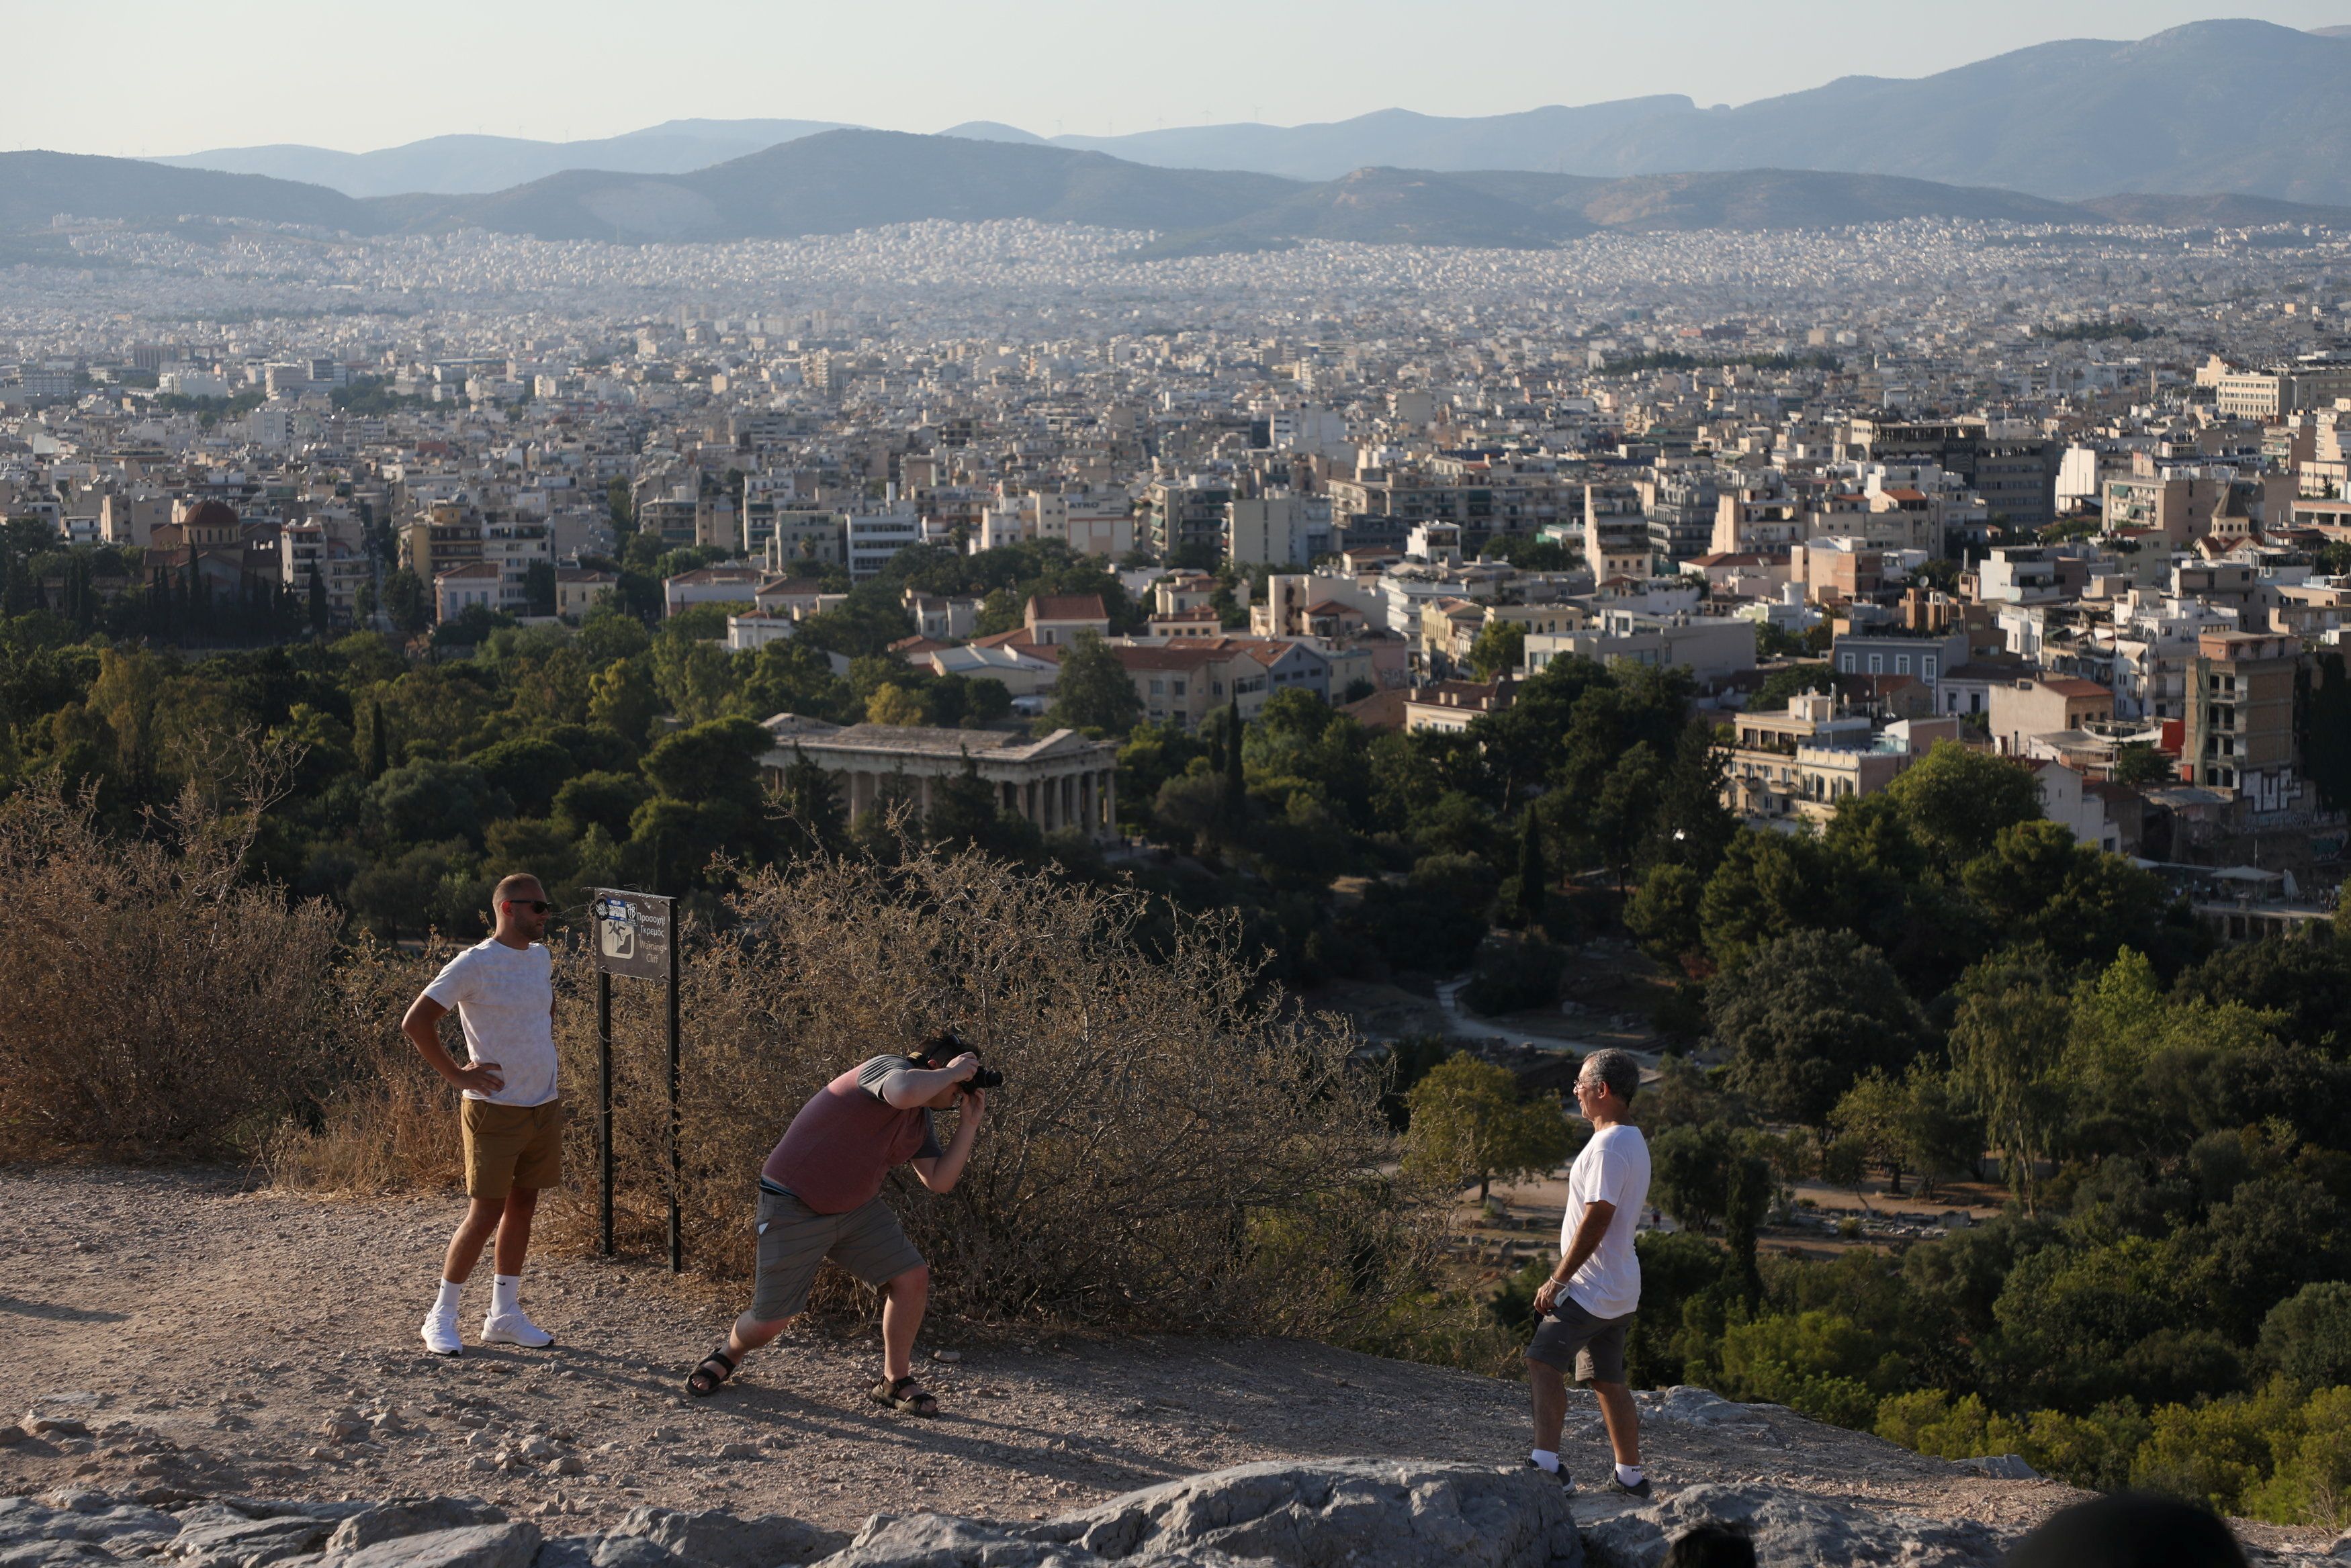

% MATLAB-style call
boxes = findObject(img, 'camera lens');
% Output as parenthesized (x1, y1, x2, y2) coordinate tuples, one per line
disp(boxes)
(969, 1066, 1004, 1091)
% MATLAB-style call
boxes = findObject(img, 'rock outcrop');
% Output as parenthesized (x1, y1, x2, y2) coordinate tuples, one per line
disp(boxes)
(3, 1454, 2313, 1568)
(1581, 1483, 2004, 1568)
(822, 1459, 1582, 1568)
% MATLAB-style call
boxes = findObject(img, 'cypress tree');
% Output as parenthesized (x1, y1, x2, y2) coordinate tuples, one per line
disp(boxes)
(1221, 695, 1246, 833)
(1515, 810, 1547, 927)
(367, 699, 389, 779)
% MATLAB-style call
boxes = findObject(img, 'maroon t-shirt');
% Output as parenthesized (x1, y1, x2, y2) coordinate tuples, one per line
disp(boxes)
(760, 1055, 941, 1214)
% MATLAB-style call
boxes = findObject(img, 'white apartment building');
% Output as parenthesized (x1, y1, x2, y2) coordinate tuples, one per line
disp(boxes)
(1229, 495, 1333, 567)
(845, 502, 922, 580)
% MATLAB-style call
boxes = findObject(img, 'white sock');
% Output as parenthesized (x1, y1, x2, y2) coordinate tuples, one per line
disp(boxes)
(1616, 1463, 1645, 1487)
(491, 1275, 521, 1318)
(430, 1280, 462, 1320)
(1529, 1449, 1559, 1473)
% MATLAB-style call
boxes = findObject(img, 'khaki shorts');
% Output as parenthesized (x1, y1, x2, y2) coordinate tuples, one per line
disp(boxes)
(1527, 1294, 1634, 1385)
(748, 1187, 924, 1323)
(461, 1098, 564, 1201)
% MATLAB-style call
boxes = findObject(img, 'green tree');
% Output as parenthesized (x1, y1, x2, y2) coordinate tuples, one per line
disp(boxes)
(1221, 695, 1247, 836)
(588, 655, 661, 745)
(1468, 619, 1527, 680)
(1697, 829, 1831, 970)
(523, 559, 557, 617)
(1711, 929, 1929, 1123)
(2111, 741, 2175, 786)
(1512, 809, 1546, 927)
(552, 770, 654, 839)
(2258, 1281, 2351, 1393)
(652, 630, 740, 725)
(365, 697, 390, 779)
(1881, 742, 2043, 873)
(1947, 949, 2072, 1212)
(1046, 629, 1143, 735)
(469, 736, 576, 819)
(1961, 819, 2184, 972)
(380, 567, 428, 633)
(867, 682, 927, 726)
(1402, 1053, 1572, 1202)
(1750, 663, 1838, 711)
(774, 745, 846, 857)
(925, 753, 1040, 862)
(1625, 861, 1706, 969)
(1591, 740, 1662, 896)
(305, 561, 328, 636)
(1644, 720, 1738, 875)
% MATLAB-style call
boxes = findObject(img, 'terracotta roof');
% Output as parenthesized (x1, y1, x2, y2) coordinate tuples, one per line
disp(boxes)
(1027, 594, 1108, 622)
(1339, 686, 1409, 731)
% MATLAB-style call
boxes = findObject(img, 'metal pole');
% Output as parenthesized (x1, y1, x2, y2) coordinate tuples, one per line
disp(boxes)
(597, 967, 614, 1258)
(667, 910, 682, 1275)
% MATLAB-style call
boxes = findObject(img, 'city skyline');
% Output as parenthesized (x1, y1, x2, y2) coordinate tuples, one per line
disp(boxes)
(9, 0, 2351, 161)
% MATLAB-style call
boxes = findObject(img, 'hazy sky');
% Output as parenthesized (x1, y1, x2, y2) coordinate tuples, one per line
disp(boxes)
(11, 0, 2351, 156)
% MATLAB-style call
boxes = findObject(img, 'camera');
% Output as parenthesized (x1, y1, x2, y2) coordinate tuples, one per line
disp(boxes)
(912, 1029, 1004, 1093)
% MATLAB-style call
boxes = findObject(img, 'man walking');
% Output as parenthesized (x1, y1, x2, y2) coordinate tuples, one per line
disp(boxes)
(1527, 1047, 1652, 1497)
(404, 873, 562, 1356)
(682, 1031, 987, 1414)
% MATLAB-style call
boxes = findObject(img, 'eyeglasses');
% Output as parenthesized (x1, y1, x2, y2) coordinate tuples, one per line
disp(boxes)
(504, 900, 551, 915)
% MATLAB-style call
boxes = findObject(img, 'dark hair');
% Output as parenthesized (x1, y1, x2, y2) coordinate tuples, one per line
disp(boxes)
(1582, 1047, 1641, 1105)
(911, 1029, 965, 1065)
(2003, 1493, 2244, 1568)
(1662, 1524, 1755, 1568)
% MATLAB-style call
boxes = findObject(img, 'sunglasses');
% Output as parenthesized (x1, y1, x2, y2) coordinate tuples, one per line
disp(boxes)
(504, 899, 551, 915)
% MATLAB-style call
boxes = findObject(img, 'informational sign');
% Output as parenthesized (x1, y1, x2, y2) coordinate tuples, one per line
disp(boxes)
(591, 888, 671, 981)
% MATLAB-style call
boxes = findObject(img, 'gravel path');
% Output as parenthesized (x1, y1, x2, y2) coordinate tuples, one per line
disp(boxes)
(2, 1165, 2327, 1555)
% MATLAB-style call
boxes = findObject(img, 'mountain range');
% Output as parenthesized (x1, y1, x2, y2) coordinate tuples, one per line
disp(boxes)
(148, 21, 2351, 207)
(8, 131, 2349, 257)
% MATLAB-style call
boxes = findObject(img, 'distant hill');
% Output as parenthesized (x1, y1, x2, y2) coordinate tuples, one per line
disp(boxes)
(13, 134, 2350, 254)
(1046, 100, 1699, 184)
(386, 135, 2174, 248)
(1543, 19, 2351, 205)
(1047, 20, 2351, 205)
(386, 130, 1301, 242)
(0, 149, 370, 232)
(152, 118, 850, 198)
(2074, 191, 2351, 228)
(145, 20, 2351, 205)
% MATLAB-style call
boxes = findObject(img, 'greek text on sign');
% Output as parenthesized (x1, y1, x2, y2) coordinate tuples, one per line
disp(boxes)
(591, 888, 672, 980)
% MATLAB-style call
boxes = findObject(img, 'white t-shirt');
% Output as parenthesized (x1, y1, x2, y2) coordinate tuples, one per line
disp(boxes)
(422, 939, 558, 1107)
(1560, 1122, 1651, 1319)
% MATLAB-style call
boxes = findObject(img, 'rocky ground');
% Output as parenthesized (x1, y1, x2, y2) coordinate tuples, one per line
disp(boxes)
(1, 1167, 2340, 1562)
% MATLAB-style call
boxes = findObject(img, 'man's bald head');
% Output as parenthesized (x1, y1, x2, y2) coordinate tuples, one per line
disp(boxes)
(492, 873, 545, 907)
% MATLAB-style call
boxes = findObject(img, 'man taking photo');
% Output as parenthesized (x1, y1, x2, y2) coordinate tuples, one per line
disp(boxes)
(1526, 1047, 1651, 1497)
(404, 874, 562, 1356)
(682, 1031, 987, 1414)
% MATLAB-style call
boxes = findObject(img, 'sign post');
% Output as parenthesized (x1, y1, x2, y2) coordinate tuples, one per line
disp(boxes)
(589, 888, 679, 1272)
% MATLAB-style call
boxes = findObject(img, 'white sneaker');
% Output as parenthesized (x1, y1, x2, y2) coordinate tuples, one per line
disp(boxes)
(479, 1309, 554, 1348)
(420, 1313, 463, 1356)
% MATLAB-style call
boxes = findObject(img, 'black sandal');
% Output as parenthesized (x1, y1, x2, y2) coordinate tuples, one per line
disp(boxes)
(685, 1344, 738, 1397)
(869, 1375, 939, 1416)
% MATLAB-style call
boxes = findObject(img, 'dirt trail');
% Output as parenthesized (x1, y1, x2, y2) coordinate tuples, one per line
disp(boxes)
(0, 1167, 2327, 1555)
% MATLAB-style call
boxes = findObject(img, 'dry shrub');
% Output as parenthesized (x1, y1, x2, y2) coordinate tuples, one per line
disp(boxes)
(0, 773, 343, 1160)
(263, 939, 462, 1191)
(541, 840, 1446, 1338)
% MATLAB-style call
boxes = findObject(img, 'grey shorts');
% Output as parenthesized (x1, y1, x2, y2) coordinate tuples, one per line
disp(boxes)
(747, 1187, 925, 1323)
(1526, 1295, 1634, 1385)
